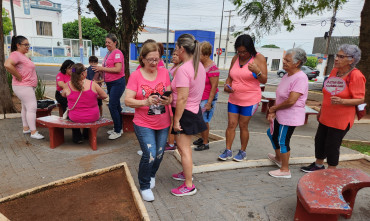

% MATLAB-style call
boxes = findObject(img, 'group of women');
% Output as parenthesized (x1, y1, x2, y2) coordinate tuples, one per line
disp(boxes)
(5, 33, 366, 201)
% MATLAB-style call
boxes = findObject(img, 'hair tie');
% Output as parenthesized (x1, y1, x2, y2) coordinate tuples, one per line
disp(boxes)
(194, 40, 197, 44)
(72, 68, 76, 73)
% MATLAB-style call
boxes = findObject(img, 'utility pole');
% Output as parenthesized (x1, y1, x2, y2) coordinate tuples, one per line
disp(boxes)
(223, 10, 234, 69)
(217, 0, 225, 67)
(10, 0, 16, 35)
(165, 0, 170, 69)
(323, 1, 339, 75)
(77, 0, 83, 63)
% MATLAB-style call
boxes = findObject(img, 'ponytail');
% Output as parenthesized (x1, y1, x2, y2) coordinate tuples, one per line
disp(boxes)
(193, 40, 201, 79)
(11, 35, 28, 52)
(70, 63, 85, 91)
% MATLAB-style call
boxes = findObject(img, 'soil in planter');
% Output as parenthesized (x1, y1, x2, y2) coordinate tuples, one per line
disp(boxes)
(0, 169, 141, 221)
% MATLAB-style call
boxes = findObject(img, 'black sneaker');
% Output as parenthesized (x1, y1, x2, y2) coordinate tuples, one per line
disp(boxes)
(193, 138, 203, 146)
(194, 144, 209, 151)
(300, 162, 325, 173)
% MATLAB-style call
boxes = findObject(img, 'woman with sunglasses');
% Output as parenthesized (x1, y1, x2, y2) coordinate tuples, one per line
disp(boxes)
(301, 44, 366, 172)
(62, 63, 108, 143)
(4, 36, 44, 139)
(219, 34, 267, 162)
(125, 42, 172, 201)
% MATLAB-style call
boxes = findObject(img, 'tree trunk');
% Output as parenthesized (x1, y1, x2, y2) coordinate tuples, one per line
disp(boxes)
(357, 0, 370, 114)
(92, 45, 95, 56)
(119, 32, 132, 82)
(0, 0, 16, 115)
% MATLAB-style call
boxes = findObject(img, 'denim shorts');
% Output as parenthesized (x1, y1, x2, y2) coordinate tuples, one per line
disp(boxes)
(228, 102, 258, 117)
(200, 93, 218, 123)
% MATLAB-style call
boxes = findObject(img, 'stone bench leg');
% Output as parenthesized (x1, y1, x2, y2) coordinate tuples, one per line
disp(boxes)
(88, 127, 99, 151)
(342, 187, 362, 219)
(48, 127, 64, 148)
(261, 102, 268, 113)
(294, 197, 339, 221)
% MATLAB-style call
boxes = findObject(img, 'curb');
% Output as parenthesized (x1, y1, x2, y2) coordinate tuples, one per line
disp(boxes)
(35, 63, 61, 67)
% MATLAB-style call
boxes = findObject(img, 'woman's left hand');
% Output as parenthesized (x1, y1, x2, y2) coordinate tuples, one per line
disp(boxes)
(248, 61, 260, 74)
(159, 95, 171, 105)
(204, 102, 212, 111)
(173, 120, 182, 133)
(331, 96, 343, 105)
(267, 113, 276, 121)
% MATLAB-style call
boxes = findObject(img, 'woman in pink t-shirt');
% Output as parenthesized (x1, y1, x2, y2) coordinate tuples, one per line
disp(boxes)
(266, 48, 308, 178)
(4, 36, 44, 139)
(92, 34, 125, 140)
(55, 59, 75, 113)
(170, 34, 207, 197)
(62, 63, 108, 144)
(219, 34, 267, 162)
(125, 42, 172, 202)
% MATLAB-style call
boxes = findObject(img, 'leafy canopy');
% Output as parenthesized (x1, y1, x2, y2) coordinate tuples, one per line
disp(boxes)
(62, 17, 108, 48)
(232, 0, 348, 39)
(305, 56, 318, 68)
(2, 8, 12, 35)
(261, 44, 280, 48)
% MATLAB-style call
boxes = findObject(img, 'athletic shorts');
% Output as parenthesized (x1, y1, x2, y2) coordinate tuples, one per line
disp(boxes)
(228, 102, 258, 117)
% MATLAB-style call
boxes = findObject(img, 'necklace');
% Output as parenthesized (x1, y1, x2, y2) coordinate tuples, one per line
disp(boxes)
(336, 68, 354, 77)
(239, 56, 253, 68)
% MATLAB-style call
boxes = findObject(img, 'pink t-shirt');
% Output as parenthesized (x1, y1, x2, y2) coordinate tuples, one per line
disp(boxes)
(136, 60, 165, 70)
(67, 81, 99, 123)
(9, 51, 37, 87)
(275, 70, 308, 126)
(56, 72, 71, 91)
(126, 68, 171, 130)
(171, 60, 206, 114)
(202, 62, 220, 100)
(228, 57, 261, 106)
(103, 49, 125, 82)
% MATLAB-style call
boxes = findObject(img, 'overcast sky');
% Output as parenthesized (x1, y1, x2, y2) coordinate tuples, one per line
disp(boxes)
(55, 0, 364, 53)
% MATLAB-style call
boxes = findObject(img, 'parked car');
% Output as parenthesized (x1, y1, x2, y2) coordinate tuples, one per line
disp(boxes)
(277, 66, 320, 80)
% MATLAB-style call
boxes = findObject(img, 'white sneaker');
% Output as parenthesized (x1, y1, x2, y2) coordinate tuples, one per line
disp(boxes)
(140, 189, 154, 202)
(23, 129, 31, 134)
(137, 150, 143, 156)
(107, 129, 123, 135)
(108, 131, 122, 140)
(150, 177, 155, 189)
(30, 131, 44, 139)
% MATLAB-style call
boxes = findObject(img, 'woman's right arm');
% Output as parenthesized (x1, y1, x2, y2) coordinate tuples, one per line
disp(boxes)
(224, 55, 237, 93)
(125, 89, 157, 108)
(4, 58, 22, 81)
(57, 80, 67, 89)
(93, 82, 108, 100)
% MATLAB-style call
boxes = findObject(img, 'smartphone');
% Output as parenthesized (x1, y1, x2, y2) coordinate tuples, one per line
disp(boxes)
(162, 91, 172, 97)
(226, 84, 233, 90)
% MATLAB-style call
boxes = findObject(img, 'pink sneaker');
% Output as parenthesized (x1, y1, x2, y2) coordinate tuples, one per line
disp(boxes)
(172, 171, 193, 181)
(268, 169, 291, 178)
(171, 182, 197, 196)
(267, 153, 282, 168)
(165, 142, 177, 152)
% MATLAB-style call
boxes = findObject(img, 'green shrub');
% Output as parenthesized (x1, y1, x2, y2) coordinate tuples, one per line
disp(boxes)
(35, 75, 46, 100)
(305, 57, 318, 69)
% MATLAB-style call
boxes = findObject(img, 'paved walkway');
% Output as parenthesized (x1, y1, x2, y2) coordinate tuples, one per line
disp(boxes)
(0, 86, 369, 220)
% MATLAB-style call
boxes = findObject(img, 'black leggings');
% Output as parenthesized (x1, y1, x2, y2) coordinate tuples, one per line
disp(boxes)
(55, 91, 68, 113)
(315, 123, 350, 166)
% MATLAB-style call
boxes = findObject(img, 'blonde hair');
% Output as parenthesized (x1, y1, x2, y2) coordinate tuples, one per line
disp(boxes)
(200, 41, 212, 57)
(139, 42, 159, 67)
(176, 34, 201, 79)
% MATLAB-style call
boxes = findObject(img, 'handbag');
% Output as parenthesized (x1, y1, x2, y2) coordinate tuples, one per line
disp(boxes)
(63, 81, 84, 120)
(345, 71, 367, 120)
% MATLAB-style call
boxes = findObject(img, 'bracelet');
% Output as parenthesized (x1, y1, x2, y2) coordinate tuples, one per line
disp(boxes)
(257, 72, 262, 77)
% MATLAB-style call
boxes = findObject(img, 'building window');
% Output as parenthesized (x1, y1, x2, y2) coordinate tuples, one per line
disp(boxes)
(36, 21, 52, 36)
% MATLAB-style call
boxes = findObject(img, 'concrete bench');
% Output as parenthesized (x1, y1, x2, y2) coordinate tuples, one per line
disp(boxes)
(260, 99, 269, 113)
(294, 168, 370, 221)
(36, 103, 57, 118)
(121, 105, 135, 132)
(36, 116, 113, 151)
(304, 106, 318, 124)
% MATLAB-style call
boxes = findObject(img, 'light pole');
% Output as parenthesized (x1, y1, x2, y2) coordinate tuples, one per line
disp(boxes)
(77, 0, 83, 63)
(10, 0, 17, 35)
(217, 0, 225, 67)
(165, 0, 170, 69)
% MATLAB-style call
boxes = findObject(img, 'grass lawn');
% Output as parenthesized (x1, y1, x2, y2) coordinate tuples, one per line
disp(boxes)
(342, 140, 370, 156)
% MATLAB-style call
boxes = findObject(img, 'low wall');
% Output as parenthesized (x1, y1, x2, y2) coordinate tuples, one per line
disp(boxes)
(31, 57, 89, 65)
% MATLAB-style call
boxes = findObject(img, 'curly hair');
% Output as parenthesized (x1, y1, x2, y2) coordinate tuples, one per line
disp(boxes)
(70, 63, 85, 91)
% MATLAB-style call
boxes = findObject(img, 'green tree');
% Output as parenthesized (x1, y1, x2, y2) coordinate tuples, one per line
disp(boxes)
(232, 0, 370, 113)
(2, 8, 13, 35)
(305, 57, 318, 69)
(87, 0, 148, 79)
(261, 44, 279, 48)
(63, 17, 108, 55)
(0, 2, 16, 114)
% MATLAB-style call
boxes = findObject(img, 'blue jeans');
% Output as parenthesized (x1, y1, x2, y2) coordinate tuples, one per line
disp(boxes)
(106, 77, 125, 133)
(134, 124, 169, 190)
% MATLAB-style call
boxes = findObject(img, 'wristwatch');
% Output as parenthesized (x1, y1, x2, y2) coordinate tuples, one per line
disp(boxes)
(257, 72, 262, 77)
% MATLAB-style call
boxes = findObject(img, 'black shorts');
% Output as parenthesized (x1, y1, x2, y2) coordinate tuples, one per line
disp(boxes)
(97, 98, 102, 106)
(171, 107, 207, 135)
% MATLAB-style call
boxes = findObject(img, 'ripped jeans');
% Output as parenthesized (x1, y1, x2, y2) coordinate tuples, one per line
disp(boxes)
(134, 123, 169, 190)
